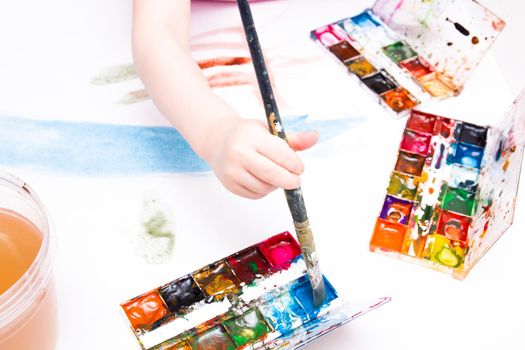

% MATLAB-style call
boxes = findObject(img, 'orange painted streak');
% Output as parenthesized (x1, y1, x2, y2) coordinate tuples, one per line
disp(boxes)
(207, 72, 252, 88)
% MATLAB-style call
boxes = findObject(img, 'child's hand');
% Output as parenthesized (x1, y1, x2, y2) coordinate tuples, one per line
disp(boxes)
(202, 117, 318, 199)
(132, 1, 317, 199)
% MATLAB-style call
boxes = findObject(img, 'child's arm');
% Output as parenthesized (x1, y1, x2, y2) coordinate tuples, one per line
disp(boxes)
(132, 0, 318, 199)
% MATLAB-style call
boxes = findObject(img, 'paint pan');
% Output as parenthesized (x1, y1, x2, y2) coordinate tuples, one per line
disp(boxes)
(448, 166, 479, 193)
(347, 56, 377, 78)
(311, 0, 504, 115)
(328, 41, 361, 63)
(387, 171, 419, 201)
(395, 151, 426, 177)
(400, 58, 434, 79)
(381, 87, 418, 113)
(120, 232, 390, 349)
(400, 130, 432, 156)
(448, 142, 485, 169)
(379, 195, 414, 225)
(0, 171, 57, 350)
(370, 90, 525, 279)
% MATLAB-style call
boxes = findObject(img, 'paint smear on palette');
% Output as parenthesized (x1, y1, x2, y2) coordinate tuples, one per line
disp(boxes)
(0, 115, 361, 175)
(138, 191, 176, 264)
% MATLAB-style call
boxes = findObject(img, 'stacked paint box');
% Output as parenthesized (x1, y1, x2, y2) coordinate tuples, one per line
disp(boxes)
(371, 111, 487, 268)
(311, 0, 504, 115)
(121, 232, 389, 349)
(370, 92, 525, 278)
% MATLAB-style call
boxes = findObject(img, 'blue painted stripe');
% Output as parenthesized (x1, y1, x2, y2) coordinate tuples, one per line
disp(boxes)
(0, 115, 361, 175)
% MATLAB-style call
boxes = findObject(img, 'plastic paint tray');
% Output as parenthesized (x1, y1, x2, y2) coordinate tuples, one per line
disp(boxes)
(311, 0, 505, 116)
(120, 232, 390, 349)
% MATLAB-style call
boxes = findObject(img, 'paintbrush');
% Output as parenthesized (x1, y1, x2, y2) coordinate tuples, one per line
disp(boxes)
(235, 0, 327, 307)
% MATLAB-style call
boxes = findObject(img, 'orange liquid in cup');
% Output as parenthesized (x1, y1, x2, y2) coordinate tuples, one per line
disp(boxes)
(0, 208, 58, 350)
(0, 209, 43, 294)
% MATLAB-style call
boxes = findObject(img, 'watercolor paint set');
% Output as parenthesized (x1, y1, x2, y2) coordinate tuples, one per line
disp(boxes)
(120, 232, 389, 349)
(370, 91, 525, 279)
(311, 0, 504, 115)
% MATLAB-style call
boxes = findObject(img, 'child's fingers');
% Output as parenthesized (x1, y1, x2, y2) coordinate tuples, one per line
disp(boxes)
(231, 182, 267, 200)
(244, 152, 301, 190)
(240, 171, 277, 195)
(256, 135, 305, 175)
(287, 131, 319, 151)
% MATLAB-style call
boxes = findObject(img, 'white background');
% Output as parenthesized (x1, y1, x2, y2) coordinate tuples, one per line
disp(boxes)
(0, 0, 524, 349)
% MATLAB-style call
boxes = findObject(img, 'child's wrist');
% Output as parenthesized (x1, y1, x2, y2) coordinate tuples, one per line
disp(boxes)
(194, 112, 240, 163)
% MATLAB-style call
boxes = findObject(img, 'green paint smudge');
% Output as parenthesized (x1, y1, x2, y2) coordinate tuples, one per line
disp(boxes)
(90, 63, 138, 85)
(138, 192, 176, 264)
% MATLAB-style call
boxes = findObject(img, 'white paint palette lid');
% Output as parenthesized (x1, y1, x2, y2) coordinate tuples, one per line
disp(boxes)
(372, 0, 505, 90)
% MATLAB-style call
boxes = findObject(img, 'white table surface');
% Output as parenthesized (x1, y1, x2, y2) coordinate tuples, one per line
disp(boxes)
(1, 1, 524, 349)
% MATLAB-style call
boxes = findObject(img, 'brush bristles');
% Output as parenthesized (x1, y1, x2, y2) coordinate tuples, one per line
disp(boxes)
(312, 279, 327, 308)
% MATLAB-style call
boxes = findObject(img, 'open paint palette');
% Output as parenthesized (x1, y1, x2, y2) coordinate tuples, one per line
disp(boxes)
(121, 232, 389, 349)
(370, 91, 525, 279)
(311, 0, 504, 115)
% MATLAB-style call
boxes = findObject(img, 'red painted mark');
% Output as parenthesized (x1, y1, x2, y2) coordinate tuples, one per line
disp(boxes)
(388, 0, 405, 24)
(197, 56, 251, 70)
(433, 117, 456, 138)
(492, 19, 505, 32)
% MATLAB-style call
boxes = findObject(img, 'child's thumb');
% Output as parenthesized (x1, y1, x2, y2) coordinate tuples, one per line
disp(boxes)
(287, 131, 319, 151)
